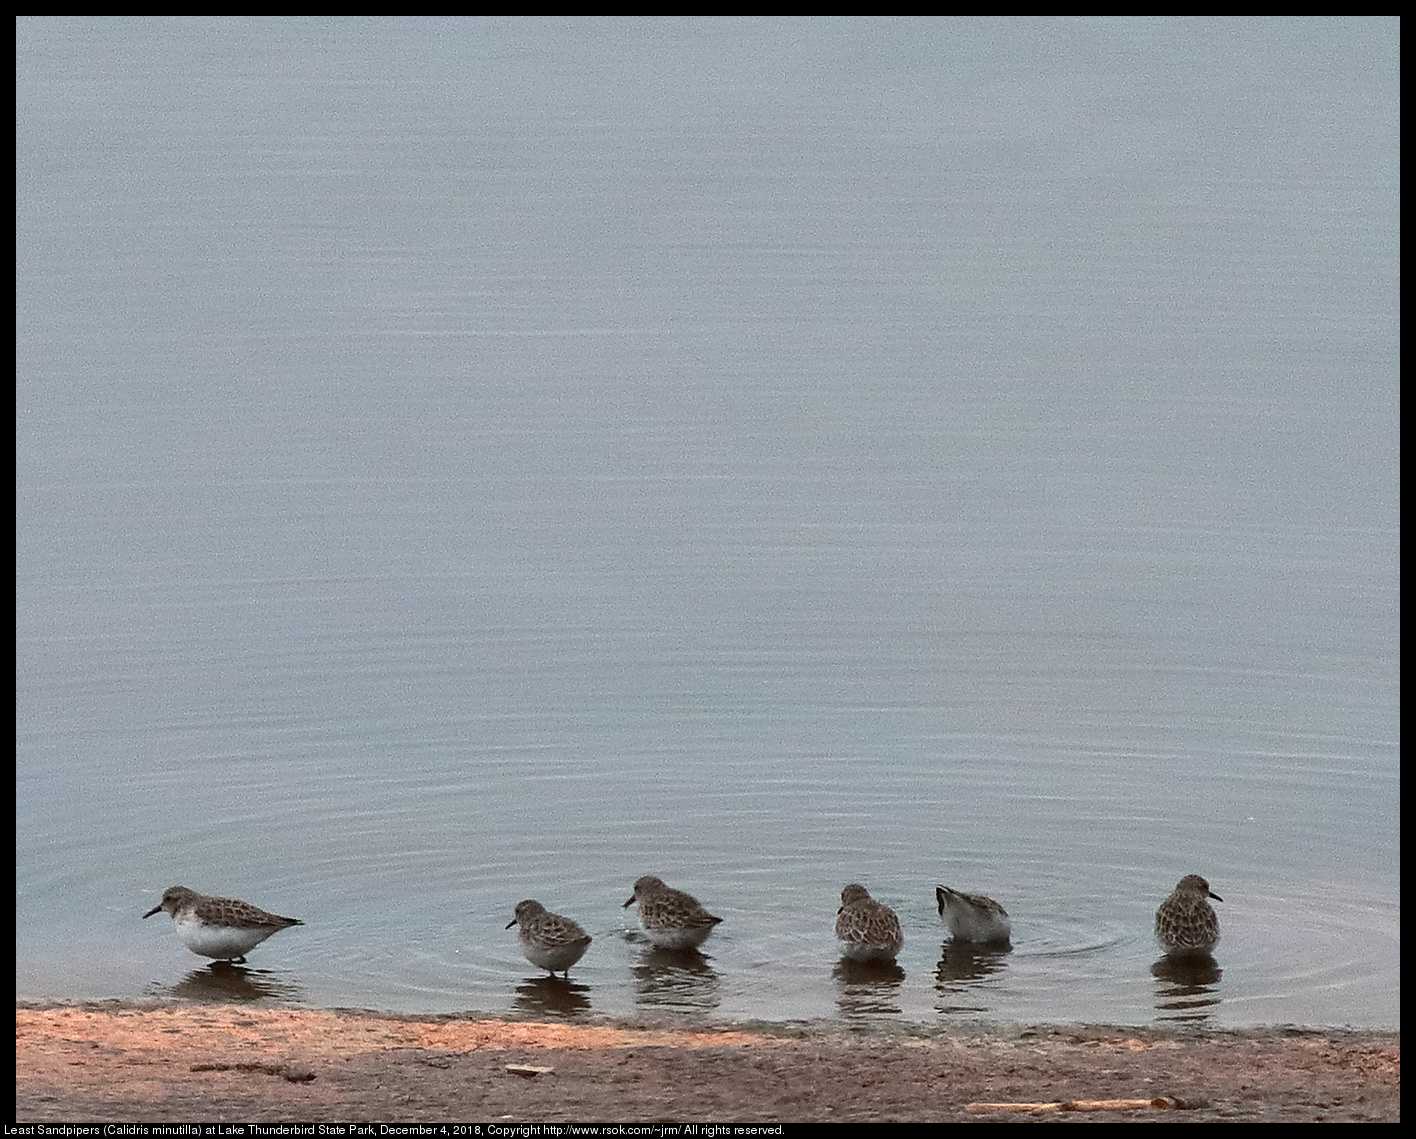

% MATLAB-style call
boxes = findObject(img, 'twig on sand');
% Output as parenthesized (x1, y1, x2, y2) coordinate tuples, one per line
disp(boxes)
(966, 1095, 1200, 1113)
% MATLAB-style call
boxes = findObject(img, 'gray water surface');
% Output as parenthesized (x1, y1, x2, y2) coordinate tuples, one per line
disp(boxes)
(17, 18, 1399, 1029)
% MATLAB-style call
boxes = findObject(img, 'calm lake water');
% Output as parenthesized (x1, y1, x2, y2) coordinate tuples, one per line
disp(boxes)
(17, 18, 1399, 1029)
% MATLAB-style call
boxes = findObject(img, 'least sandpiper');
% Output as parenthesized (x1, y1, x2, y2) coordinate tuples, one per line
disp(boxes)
(935, 885, 1012, 944)
(622, 875, 722, 950)
(506, 899, 592, 977)
(834, 883, 904, 962)
(143, 885, 302, 962)
(1155, 874, 1222, 957)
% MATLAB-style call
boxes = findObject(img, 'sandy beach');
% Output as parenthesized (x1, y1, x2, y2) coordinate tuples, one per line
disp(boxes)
(15, 1002, 1399, 1122)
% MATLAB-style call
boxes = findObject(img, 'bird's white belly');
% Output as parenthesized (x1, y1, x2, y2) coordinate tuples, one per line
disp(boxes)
(522, 939, 589, 973)
(173, 915, 270, 959)
(644, 924, 715, 950)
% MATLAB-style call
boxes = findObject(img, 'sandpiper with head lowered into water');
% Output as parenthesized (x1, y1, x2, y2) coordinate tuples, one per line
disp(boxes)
(935, 885, 1012, 945)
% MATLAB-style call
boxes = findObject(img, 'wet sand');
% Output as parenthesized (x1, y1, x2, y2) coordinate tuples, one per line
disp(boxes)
(16, 1002, 1399, 1122)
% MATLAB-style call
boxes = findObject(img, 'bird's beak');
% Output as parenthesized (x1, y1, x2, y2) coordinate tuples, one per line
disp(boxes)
(622, 894, 636, 908)
(505, 918, 517, 929)
(1209, 891, 1223, 902)
(142, 905, 162, 919)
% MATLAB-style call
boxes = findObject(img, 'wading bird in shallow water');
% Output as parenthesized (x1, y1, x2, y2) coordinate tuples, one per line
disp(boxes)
(1154, 874, 1222, 957)
(935, 885, 1012, 945)
(835, 883, 904, 962)
(623, 876, 722, 950)
(143, 886, 302, 963)
(506, 899, 592, 978)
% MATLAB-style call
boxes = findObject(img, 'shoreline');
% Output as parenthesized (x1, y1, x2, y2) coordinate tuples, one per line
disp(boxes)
(17, 1002, 1400, 1122)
